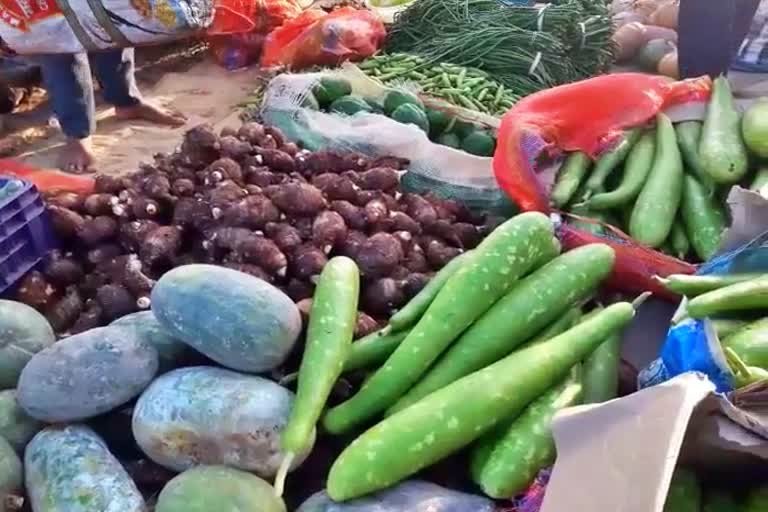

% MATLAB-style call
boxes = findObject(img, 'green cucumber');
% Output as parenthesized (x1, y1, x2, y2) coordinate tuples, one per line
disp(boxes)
(656, 273, 761, 296)
(750, 166, 768, 194)
(551, 152, 592, 208)
(326, 302, 639, 501)
(387, 244, 615, 415)
(344, 329, 410, 373)
(630, 114, 684, 248)
(470, 369, 583, 498)
(722, 317, 768, 368)
(323, 212, 559, 434)
(670, 222, 691, 260)
(522, 308, 583, 349)
(675, 121, 714, 192)
(663, 468, 702, 512)
(681, 175, 726, 261)
(582, 320, 621, 404)
(687, 276, 768, 318)
(699, 76, 749, 184)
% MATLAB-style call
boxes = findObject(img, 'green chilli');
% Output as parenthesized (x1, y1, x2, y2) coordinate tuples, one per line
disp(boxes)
(387, 244, 614, 415)
(326, 302, 638, 501)
(470, 368, 583, 498)
(551, 152, 592, 208)
(276, 256, 360, 496)
(687, 275, 768, 318)
(586, 130, 655, 210)
(344, 329, 410, 373)
(323, 212, 558, 435)
(630, 114, 684, 248)
(680, 175, 726, 261)
(585, 129, 642, 195)
(387, 251, 472, 333)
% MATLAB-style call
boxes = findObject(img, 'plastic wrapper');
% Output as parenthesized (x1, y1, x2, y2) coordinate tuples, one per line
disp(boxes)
(260, 65, 512, 213)
(492, 73, 711, 296)
(511, 468, 551, 512)
(206, 0, 301, 70)
(0, 0, 214, 54)
(638, 231, 768, 393)
(296, 480, 495, 512)
(260, 8, 386, 70)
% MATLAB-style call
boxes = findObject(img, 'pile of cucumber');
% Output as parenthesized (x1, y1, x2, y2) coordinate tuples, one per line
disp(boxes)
(279, 212, 640, 501)
(660, 272, 768, 388)
(552, 76, 768, 264)
(308, 76, 498, 157)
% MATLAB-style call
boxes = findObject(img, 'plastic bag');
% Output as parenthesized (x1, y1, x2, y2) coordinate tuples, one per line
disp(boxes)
(261, 7, 386, 70)
(260, 65, 512, 213)
(0, 0, 214, 54)
(207, 0, 301, 69)
(492, 73, 711, 296)
(637, 231, 768, 392)
(296, 480, 496, 512)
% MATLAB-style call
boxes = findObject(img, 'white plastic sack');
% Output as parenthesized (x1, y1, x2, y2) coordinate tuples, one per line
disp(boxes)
(0, 0, 213, 54)
(260, 64, 515, 213)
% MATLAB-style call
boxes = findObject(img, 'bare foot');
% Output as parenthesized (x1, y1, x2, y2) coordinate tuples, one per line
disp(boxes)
(58, 138, 95, 173)
(115, 101, 187, 127)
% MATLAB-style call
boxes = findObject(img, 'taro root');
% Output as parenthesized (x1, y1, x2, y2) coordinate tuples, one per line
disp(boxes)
(172, 198, 213, 232)
(356, 232, 404, 278)
(256, 133, 278, 150)
(403, 194, 438, 225)
(390, 211, 421, 234)
(140, 226, 183, 268)
(390, 265, 411, 280)
(16, 271, 57, 310)
(298, 150, 343, 175)
(354, 189, 378, 207)
(183, 124, 220, 151)
(131, 197, 161, 220)
(258, 149, 295, 173)
(264, 125, 286, 148)
(404, 246, 429, 273)
(402, 272, 430, 298)
(337, 230, 367, 260)
(312, 211, 347, 252)
(70, 301, 103, 334)
(119, 220, 160, 252)
(452, 222, 482, 249)
(206, 180, 247, 208)
(245, 184, 263, 195)
(359, 167, 399, 192)
(220, 126, 238, 138)
(290, 216, 313, 240)
(282, 142, 299, 156)
(331, 200, 366, 230)
(392, 230, 415, 253)
(237, 122, 266, 145)
(207, 158, 243, 184)
(247, 169, 279, 188)
(288, 172, 307, 183)
(79, 272, 110, 298)
(219, 135, 252, 160)
(341, 170, 361, 185)
(171, 178, 196, 197)
(270, 183, 326, 216)
(341, 152, 369, 172)
(364, 198, 389, 226)
(368, 155, 409, 170)
(316, 175, 357, 202)
(83, 193, 117, 216)
(141, 174, 173, 202)
(291, 243, 328, 280)
(265, 222, 302, 254)
(46, 192, 85, 211)
(76, 216, 118, 247)
(43, 250, 84, 286)
(284, 278, 314, 301)
(355, 312, 379, 338)
(95, 284, 137, 322)
(48, 206, 85, 240)
(115, 255, 155, 297)
(425, 239, 462, 269)
(296, 298, 313, 324)
(45, 286, 83, 332)
(232, 234, 287, 275)
(221, 262, 272, 282)
(86, 244, 123, 267)
(219, 195, 280, 229)
(363, 278, 406, 316)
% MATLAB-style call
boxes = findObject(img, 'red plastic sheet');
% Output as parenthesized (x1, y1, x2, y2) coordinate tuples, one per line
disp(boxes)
(261, 7, 386, 70)
(0, 158, 94, 194)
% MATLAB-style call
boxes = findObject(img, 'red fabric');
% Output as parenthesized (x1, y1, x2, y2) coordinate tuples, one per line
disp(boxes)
(0, 158, 94, 194)
(260, 7, 386, 70)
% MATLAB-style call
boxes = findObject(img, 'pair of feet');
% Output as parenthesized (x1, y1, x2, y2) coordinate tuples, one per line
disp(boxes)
(60, 102, 187, 173)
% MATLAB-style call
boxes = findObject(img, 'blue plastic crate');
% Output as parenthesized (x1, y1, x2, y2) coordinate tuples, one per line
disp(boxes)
(0, 176, 57, 296)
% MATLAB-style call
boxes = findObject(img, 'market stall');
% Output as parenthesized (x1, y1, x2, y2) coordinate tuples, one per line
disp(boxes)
(3, 0, 768, 509)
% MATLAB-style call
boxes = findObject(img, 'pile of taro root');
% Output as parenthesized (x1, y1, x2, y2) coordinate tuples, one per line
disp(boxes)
(16, 122, 495, 335)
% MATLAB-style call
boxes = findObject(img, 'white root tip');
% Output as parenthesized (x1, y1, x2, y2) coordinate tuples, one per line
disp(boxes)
(255, 155, 264, 164)
(276, 267, 287, 277)
(108, 196, 120, 206)
(273, 453, 294, 498)
(136, 297, 151, 309)
(146, 204, 158, 215)
(112, 205, 126, 216)
(211, 207, 223, 219)
(322, 244, 333, 254)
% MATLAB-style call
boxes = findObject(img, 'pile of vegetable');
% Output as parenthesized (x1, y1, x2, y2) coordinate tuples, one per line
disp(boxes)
(311, 75, 497, 156)
(552, 77, 768, 263)
(15, 120, 493, 335)
(612, 0, 680, 77)
(358, 53, 519, 117)
(665, 467, 768, 511)
(385, 0, 615, 97)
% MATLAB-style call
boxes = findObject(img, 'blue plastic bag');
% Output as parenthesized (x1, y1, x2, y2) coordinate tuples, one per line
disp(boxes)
(296, 481, 496, 512)
(638, 230, 768, 392)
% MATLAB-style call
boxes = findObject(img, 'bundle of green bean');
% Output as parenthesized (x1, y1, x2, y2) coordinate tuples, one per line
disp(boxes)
(358, 54, 519, 116)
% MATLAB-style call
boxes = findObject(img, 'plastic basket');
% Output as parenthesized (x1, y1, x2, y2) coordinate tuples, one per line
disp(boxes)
(0, 176, 57, 296)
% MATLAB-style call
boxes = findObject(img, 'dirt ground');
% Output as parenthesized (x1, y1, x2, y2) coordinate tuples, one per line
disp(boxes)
(1, 42, 264, 175)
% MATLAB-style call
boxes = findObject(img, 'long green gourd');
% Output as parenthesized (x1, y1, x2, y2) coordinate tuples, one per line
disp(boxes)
(322, 212, 559, 435)
(326, 301, 639, 501)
